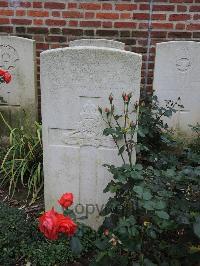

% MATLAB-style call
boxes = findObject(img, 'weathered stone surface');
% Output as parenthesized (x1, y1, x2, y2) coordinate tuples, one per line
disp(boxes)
(0, 36, 37, 138)
(153, 41, 200, 134)
(41, 39, 142, 228)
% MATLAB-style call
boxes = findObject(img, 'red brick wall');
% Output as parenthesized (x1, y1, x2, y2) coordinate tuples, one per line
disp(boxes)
(0, 0, 199, 113)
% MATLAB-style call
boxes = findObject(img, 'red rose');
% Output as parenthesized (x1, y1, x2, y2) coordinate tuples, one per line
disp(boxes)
(0, 68, 11, 84)
(39, 208, 59, 240)
(56, 213, 77, 237)
(58, 193, 73, 209)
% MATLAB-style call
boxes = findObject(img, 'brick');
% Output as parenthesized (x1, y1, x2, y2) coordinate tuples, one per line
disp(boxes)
(169, 14, 191, 21)
(52, 11, 60, 17)
(193, 32, 200, 38)
(36, 43, 49, 50)
(45, 19, 66, 26)
(0, 26, 13, 33)
(27, 27, 48, 34)
(115, 4, 137, 11)
(12, 19, 32, 25)
(84, 30, 94, 36)
(16, 10, 26, 16)
(153, 5, 175, 11)
(45, 35, 67, 43)
(169, 0, 192, 2)
(33, 19, 44, 26)
(120, 31, 131, 37)
(177, 5, 187, 12)
(190, 6, 200, 12)
(28, 10, 49, 17)
(194, 14, 200, 20)
(16, 27, 26, 33)
(63, 11, 83, 18)
(122, 38, 136, 45)
(152, 14, 166, 20)
(151, 31, 167, 38)
(102, 21, 112, 28)
(102, 3, 112, 10)
(0, 18, 9, 24)
(114, 22, 137, 28)
(50, 28, 61, 34)
(133, 13, 149, 20)
(44, 2, 65, 9)
(96, 13, 119, 19)
(33, 2, 43, 8)
(120, 13, 131, 19)
(85, 12, 95, 19)
(79, 3, 101, 10)
(139, 4, 149, 10)
(69, 20, 78, 27)
(68, 3, 77, 9)
(20, 2, 31, 8)
(62, 28, 83, 35)
(0, 1, 8, 7)
(0, 10, 14, 16)
(175, 23, 185, 30)
(96, 30, 119, 36)
(132, 31, 148, 37)
(187, 24, 200, 30)
(168, 32, 192, 38)
(80, 21, 101, 27)
(151, 23, 173, 30)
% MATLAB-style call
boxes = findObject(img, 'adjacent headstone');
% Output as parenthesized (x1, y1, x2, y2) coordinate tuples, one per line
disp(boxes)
(0, 36, 37, 138)
(153, 41, 200, 134)
(41, 39, 142, 228)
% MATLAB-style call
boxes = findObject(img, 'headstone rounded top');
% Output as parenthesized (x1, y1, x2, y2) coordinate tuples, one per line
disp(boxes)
(69, 39, 125, 50)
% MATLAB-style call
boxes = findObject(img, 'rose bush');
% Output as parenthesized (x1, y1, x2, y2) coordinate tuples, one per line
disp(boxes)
(0, 68, 11, 84)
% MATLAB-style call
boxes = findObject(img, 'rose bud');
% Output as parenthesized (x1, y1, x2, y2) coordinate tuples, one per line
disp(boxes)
(58, 193, 73, 209)
(104, 229, 109, 236)
(122, 92, 126, 100)
(105, 107, 110, 113)
(109, 94, 113, 104)
(124, 95, 129, 102)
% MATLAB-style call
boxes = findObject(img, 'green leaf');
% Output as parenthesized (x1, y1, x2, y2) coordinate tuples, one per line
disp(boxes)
(155, 211, 169, 220)
(70, 236, 82, 255)
(133, 185, 143, 198)
(154, 200, 166, 210)
(143, 200, 155, 211)
(143, 191, 152, 200)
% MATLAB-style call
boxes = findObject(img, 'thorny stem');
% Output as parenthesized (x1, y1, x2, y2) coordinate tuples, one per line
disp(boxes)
(101, 115, 126, 165)
(123, 102, 133, 168)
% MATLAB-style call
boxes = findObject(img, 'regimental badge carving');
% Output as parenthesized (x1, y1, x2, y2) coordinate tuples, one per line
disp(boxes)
(0, 45, 19, 71)
(175, 47, 191, 73)
(62, 101, 113, 148)
(176, 58, 191, 72)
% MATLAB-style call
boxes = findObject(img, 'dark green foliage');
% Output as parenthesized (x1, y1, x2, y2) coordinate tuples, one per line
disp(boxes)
(0, 202, 96, 266)
(93, 94, 200, 266)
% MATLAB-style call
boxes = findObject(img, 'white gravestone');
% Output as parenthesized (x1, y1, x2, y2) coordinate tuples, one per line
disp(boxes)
(153, 41, 200, 135)
(41, 39, 142, 228)
(0, 36, 37, 137)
